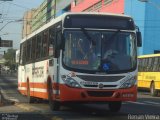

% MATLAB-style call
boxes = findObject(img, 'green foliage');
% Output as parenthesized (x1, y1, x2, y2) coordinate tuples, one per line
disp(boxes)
(3, 48, 17, 70)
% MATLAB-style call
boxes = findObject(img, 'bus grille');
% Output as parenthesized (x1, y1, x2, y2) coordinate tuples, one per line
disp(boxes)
(87, 91, 114, 97)
(77, 75, 124, 82)
(83, 85, 117, 88)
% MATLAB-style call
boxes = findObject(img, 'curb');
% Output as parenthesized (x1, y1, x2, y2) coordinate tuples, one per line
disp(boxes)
(0, 88, 15, 106)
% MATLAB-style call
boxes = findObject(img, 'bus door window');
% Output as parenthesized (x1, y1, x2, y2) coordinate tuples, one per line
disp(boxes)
(63, 33, 72, 65)
(49, 27, 55, 56)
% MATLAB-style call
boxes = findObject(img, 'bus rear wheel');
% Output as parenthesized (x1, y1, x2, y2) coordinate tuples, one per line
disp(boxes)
(48, 81, 60, 111)
(108, 101, 122, 112)
(150, 82, 158, 96)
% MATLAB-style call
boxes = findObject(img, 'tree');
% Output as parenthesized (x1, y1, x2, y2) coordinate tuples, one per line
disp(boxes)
(3, 48, 17, 70)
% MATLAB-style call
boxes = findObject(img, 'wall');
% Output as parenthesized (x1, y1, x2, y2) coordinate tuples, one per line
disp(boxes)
(143, 0, 160, 54)
(125, 0, 160, 55)
(22, 9, 35, 39)
(71, 0, 124, 14)
(124, 0, 146, 55)
(30, 0, 72, 32)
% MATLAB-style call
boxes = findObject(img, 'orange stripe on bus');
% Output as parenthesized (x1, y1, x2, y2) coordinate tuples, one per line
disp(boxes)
(18, 83, 27, 87)
(30, 83, 47, 89)
(30, 91, 48, 99)
(19, 89, 48, 99)
(19, 82, 59, 90)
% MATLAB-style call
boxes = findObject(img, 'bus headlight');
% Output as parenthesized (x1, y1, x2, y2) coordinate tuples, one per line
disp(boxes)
(120, 76, 137, 89)
(61, 75, 81, 88)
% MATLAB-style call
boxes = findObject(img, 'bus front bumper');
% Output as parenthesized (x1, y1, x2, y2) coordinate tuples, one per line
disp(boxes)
(58, 85, 137, 102)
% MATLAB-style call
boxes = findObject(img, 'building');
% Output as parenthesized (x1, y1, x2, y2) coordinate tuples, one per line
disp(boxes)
(22, 0, 72, 38)
(71, 0, 160, 55)
(22, 9, 35, 39)
(125, 0, 160, 55)
(31, 0, 72, 32)
(71, 0, 124, 14)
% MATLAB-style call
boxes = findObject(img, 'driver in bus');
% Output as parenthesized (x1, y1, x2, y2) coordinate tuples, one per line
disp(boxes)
(103, 45, 118, 60)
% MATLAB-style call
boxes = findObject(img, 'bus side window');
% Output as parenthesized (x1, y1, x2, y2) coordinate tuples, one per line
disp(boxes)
(42, 30, 49, 58)
(138, 59, 142, 72)
(147, 58, 152, 71)
(32, 37, 36, 60)
(150, 57, 155, 72)
(26, 39, 32, 63)
(141, 58, 144, 72)
(37, 33, 43, 59)
(153, 57, 158, 72)
(19, 44, 23, 65)
(158, 57, 160, 71)
(145, 58, 149, 72)
(22, 42, 27, 65)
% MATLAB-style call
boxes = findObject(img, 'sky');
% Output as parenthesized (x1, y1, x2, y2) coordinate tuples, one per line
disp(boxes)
(0, 0, 44, 51)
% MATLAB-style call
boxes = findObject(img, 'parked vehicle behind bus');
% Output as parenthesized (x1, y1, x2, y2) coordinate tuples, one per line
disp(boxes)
(18, 12, 142, 112)
(138, 54, 160, 96)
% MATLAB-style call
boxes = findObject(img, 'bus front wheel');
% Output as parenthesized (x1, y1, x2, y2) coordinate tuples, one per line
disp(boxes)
(108, 101, 122, 112)
(150, 82, 158, 96)
(48, 81, 60, 111)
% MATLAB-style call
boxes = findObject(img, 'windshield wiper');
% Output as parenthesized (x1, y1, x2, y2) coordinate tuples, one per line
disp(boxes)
(81, 28, 96, 46)
(107, 29, 121, 42)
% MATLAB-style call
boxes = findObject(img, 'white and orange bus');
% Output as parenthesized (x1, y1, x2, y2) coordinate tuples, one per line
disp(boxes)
(18, 12, 142, 112)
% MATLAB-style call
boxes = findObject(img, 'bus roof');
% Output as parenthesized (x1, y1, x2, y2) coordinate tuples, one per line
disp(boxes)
(138, 54, 160, 58)
(21, 12, 133, 43)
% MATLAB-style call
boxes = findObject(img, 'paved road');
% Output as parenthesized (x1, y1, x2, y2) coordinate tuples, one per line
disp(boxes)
(0, 75, 160, 120)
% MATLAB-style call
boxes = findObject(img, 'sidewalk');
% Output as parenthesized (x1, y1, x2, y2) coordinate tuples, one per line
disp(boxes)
(0, 73, 28, 105)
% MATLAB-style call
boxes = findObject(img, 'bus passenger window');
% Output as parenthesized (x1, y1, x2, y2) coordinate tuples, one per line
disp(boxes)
(42, 31, 49, 58)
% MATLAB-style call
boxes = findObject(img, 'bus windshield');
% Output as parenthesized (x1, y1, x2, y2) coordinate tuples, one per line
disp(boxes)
(63, 29, 137, 73)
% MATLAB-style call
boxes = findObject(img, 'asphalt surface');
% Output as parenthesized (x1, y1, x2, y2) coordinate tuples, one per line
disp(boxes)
(0, 73, 160, 120)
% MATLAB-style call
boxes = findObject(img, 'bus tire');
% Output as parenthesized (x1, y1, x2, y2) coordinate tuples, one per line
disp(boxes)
(108, 101, 122, 112)
(48, 81, 60, 111)
(150, 82, 158, 96)
(27, 81, 35, 103)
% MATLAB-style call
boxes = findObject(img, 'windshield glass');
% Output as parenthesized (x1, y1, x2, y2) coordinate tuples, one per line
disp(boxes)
(63, 30, 137, 73)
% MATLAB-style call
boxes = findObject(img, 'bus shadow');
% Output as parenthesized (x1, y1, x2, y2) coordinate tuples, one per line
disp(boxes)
(59, 103, 127, 117)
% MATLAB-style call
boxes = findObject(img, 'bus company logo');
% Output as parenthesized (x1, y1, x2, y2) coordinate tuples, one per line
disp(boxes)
(32, 66, 44, 78)
(99, 83, 104, 89)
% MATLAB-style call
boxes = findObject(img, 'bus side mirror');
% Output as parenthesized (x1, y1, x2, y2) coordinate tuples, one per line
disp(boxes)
(137, 31, 142, 47)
